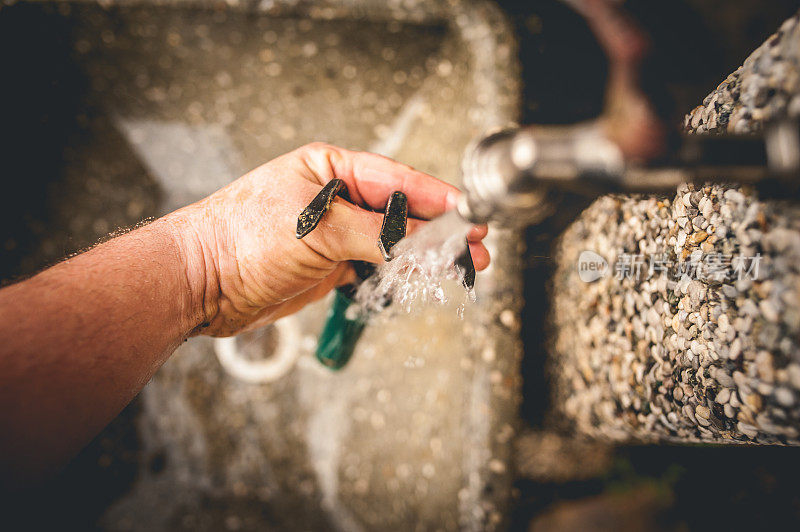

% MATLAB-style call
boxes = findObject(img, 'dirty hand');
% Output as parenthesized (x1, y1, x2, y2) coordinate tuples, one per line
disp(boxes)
(172, 143, 489, 336)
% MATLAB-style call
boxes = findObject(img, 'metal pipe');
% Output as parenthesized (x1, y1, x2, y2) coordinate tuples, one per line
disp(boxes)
(457, 120, 800, 226)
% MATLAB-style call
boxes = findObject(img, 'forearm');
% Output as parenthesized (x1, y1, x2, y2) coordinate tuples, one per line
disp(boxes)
(0, 210, 207, 483)
(0, 143, 490, 486)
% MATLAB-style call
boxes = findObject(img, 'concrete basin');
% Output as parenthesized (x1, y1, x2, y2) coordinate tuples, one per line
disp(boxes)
(1, 1, 522, 529)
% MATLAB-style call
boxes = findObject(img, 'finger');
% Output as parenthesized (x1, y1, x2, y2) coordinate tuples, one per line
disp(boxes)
(469, 242, 490, 271)
(395, 216, 486, 249)
(302, 144, 461, 220)
(403, 219, 490, 271)
(333, 262, 357, 287)
(467, 224, 488, 243)
(291, 262, 354, 305)
(402, 218, 487, 243)
(243, 262, 355, 329)
(305, 197, 492, 270)
(301, 200, 385, 264)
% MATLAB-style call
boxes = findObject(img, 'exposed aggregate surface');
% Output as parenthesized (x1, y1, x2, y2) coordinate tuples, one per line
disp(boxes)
(552, 10, 800, 445)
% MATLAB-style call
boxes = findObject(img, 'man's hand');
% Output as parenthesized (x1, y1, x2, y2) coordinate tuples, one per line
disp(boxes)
(0, 143, 489, 483)
(173, 143, 489, 336)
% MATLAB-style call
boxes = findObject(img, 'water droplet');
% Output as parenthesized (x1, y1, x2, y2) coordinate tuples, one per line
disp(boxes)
(355, 211, 476, 318)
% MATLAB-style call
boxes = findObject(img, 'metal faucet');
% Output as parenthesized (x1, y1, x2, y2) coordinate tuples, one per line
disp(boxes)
(457, 0, 800, 226)
(457, 121, 623, 225)
(457, 119, 800, 226)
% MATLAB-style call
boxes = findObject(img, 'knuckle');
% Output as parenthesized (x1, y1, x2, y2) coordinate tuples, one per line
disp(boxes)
(303, 141, 336, 153)
(299, 142, 345, 179)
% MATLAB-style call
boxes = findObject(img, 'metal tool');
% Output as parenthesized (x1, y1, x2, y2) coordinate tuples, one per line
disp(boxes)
(296, 178, 347, 238)
(455, 244, 476, 291)
(378, 191, 408, 261)
(378, 190, 475, 290)
(298, 184, 471, 370)
(296, 179, 365, 369)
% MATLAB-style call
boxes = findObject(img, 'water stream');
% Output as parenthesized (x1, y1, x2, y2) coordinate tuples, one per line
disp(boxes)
(355, 210, 477, 317)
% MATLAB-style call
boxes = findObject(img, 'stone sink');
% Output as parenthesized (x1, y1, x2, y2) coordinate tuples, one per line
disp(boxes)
(2, 1, 524, 529)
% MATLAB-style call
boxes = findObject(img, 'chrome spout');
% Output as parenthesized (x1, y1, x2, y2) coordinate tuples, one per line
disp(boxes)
(457, 122, 623, 225)
(457, 120, 800, 226)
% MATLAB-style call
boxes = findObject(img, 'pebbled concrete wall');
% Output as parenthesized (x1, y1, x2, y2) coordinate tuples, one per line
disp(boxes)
(552, 11, 800, 445)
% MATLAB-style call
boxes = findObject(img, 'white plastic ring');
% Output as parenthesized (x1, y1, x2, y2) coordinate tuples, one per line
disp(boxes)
(213, 316, 302, 383)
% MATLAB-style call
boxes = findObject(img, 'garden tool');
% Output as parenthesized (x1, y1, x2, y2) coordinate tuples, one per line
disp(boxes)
(296, 180, 475, 370)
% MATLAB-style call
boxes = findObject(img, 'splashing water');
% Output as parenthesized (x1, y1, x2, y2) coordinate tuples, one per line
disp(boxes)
(355, 210, 477, 317)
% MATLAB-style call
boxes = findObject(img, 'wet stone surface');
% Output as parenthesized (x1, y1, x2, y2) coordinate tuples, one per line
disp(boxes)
(1, 0, 523, 529)
(553, 9, 800, 445)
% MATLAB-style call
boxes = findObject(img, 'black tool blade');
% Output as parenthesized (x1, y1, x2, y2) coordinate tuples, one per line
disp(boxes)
(455, 243, 476, 291)
(378, 191, 408, 261)
(296, 178, 346, 239)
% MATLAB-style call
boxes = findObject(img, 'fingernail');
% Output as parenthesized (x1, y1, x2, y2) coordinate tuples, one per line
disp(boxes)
(445, 190, 459, 210)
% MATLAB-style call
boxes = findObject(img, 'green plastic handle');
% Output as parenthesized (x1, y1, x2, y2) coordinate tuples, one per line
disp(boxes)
(315, 288, 367, 370)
